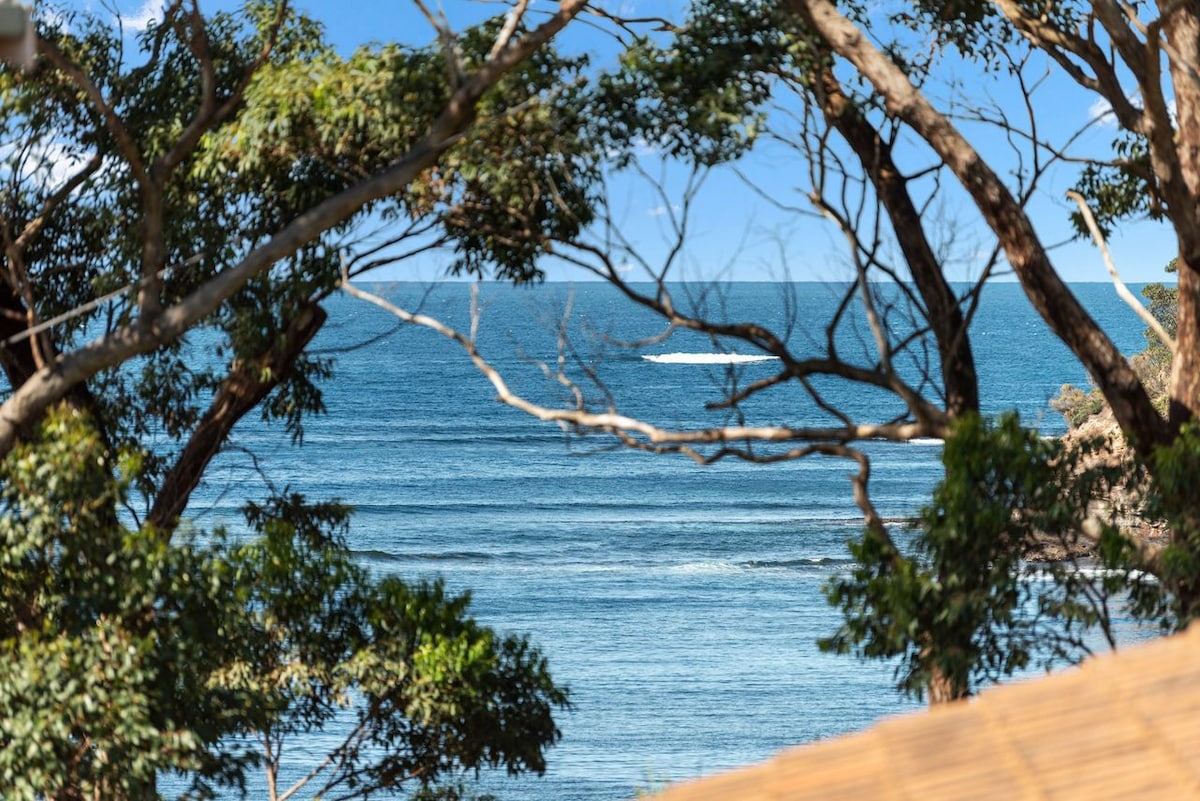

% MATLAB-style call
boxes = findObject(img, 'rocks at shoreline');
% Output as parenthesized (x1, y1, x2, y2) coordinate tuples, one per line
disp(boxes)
(1030, 406, 1169, 563)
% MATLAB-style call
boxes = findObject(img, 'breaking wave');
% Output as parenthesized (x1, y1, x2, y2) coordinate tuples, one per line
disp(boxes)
(642, 352, 780, 364)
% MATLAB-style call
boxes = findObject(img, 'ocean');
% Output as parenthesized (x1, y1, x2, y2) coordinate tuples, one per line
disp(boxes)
(190, 281, 1153, 799)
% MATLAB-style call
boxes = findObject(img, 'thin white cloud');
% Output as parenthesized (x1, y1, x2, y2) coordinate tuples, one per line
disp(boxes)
(603, 136, 661, 161)
(632, 136, 660, 158)
(647, 203, 680, 217)
(120, 0, 167, 32)
(1088, 96, 1116, 127)
(35, 6, 69, 32)
(0, 139, 97, 190)
(1088, 93, 1176, 128)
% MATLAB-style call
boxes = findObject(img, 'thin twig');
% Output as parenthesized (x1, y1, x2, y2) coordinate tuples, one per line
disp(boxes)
(0, 253, 204, 347)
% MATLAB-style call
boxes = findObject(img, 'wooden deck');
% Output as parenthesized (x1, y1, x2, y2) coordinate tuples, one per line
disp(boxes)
(650, 624, 1200, 800)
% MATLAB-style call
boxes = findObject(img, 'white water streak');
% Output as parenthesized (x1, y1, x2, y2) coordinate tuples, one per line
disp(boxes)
(642, 352, 779, 364)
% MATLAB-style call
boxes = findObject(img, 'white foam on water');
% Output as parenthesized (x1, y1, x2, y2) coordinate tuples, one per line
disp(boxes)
(1023, 565, 1156, 584)
(670, 560, 746, 575)
(642, 352, 780, 364)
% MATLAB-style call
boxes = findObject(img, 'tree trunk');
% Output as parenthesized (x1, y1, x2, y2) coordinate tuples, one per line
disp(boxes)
(1164, 5, 1200, 429)
(147, 302, 326, 532)
(926, 663, 962, 706)
(815, 62, 979, 417)
(0, 281, 39, 390)
(1170, 264, 1200, 429)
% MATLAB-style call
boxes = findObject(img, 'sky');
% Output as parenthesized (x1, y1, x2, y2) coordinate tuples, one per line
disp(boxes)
(83, 0, 1180, 284)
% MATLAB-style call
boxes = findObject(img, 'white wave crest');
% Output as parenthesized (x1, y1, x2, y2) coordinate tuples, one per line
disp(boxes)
(642, 352, 780, 364)
(670, 561, 744, 575)
(908, 437, 945, 446)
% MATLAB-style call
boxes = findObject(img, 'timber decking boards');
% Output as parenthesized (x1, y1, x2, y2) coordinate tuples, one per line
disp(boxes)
(649, 624, 1200, 801)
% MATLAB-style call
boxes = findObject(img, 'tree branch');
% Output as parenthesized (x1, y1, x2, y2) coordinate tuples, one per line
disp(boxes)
(36, 38, 148, 187)
(341, 279, 944, 459)
(810, 59, 978, 416)
(1067, 189, 1175, 354)
(14, 153, 103, 251)
(143, 0, 291, 316)
(992, 0, 1145, 132)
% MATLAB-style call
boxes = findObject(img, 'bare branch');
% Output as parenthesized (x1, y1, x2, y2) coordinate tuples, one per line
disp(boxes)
(488, 0, 530, 61)
(808, 190, 934, 424)
(1067, 189, 1175, 354)
(413, 0, 463, 89)
(274, 718, 371, 801)
(580, 5, 679, 38)
(342, 278, 943, 459)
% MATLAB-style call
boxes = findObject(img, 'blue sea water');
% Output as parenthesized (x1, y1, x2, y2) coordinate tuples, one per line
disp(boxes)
(190, 281, 1153, 799)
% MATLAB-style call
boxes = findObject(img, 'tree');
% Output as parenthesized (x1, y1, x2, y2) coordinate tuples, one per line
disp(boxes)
(0, 1, 593, 797)
(0, 0, 591, 459)
(0, 407, 567, 800)
(360, 0, 1200, 703)
(790, 0, 1200, 692)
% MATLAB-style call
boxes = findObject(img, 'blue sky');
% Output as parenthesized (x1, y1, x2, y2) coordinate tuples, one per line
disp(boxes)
(91, 0, 1179, 284)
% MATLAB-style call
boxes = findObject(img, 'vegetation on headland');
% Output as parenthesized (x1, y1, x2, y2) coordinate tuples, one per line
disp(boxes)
(1053, 282, 1178, 429)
